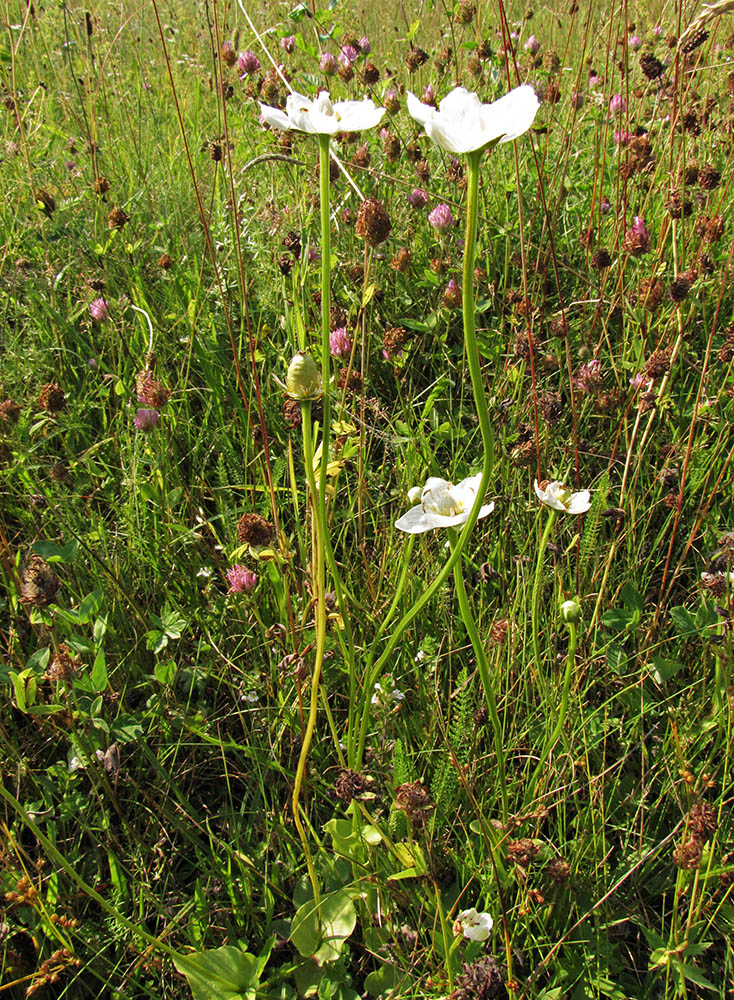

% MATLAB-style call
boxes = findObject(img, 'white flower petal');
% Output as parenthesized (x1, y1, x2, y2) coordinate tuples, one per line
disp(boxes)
(421, 476, 451, 495)
(476, 502, 495, 521)
(425, 120, 473, 153)
(334, 99, 385, 131)
(406, 91, 434, 126)
(267, 91, 385, 135)
(438, 87, 481, 117)
(395, 505, 433, 534)
(482, 85, 540, 144)
(259, 103, 292, 130)
(566, 491, 592, 514)
(408, 84, 539, 154)
(407, 486, 422, 503)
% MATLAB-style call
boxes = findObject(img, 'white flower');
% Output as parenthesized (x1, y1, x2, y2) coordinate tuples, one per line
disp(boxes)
(406, 85, 539, 154)
(259, 90, 385, 135)
(454, 908, 494, 942)
(395, 475, 494, 534)
(534, 479, 591, 515)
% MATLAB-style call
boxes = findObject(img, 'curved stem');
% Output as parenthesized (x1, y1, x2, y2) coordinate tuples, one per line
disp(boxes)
(525, 620, 576, 806)
(292, 403, 324, 910)
(355, 149, 495, 769)
(451, 532, 508, 823)
(531, 509, 557, 672)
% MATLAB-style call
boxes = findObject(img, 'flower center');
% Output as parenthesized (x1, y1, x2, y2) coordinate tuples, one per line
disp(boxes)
(422, 482, 463, 517)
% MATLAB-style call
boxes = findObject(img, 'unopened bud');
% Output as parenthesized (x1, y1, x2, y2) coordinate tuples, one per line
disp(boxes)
(286, 351, 322, 400)
(560, 599, 581, 623)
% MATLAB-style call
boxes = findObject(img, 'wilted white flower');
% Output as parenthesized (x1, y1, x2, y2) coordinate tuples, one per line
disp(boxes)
(406, 85, 539, 154)
(454, 907, 494, 942)
(259, 90, 385, 135)
(534, 479, 591, 514)
(396, 475, 494, 534)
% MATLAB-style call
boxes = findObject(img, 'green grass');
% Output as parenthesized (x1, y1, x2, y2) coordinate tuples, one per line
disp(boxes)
(1, 0, 734, 997)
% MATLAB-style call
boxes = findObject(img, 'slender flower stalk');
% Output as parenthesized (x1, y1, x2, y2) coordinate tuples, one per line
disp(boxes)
(355, 88, 537, 774)
(291, 401, 325, 911)
(525, 602, 578, 806)
(353, 153, 494, 770)
(317, 134, 332, 513)
(450, 531, 508, 821)
(531, 508, 557, 673)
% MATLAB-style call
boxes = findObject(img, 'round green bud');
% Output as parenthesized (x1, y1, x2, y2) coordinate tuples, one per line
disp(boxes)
(560, 599, 581, 623)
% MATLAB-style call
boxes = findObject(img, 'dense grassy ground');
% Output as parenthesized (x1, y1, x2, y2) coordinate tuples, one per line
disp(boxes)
(2, 0, 734, 997)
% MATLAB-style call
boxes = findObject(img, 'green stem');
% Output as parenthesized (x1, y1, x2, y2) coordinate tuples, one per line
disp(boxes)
(526, 619, 576, 806)
(355, 149, 495, 769)
(315, 134, 358, 743)
(292, 402, 324, 910)
(531, 509, 558, 673)
(451, 532, 508, 823)
(318, 134, 332, 510)
(435, 882, 455, 992)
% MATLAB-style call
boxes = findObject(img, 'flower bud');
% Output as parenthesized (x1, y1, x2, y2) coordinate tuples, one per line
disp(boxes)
(286, 351, 322, 400)
(560, 599, 581, 623)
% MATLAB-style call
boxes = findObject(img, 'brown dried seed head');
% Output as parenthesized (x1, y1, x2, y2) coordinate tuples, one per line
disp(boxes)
(670, 275, 692, 301)
(507, 838, 540, 868)
(38, 382, 66, 412)
(645, 349, 671, 379)
(383, 326, 407, 359)
(362, 61, 380, 85)
(20, 556, 60, 607)
(490, 618, 510, 645)
(237, 512, 274, 547)
(689, 802, 717, 841)
(455, 1, 476, 24)
(405, 46, 429, 72)
(538, 391, 563, 422)
(0, 399, 21, 423)
(108, 205, 129, 229)
(93, 176, 110, 196)
(547, 856, 571, 884)
(390, 247, 412, 272)
(591, 248, 612, 270)
(453, 954, 505, 1000)
(673, 837, 702, 869)
(395, 781, 434, 823)
(640, 52, 664, 80)
(136, 370, 170, 408)
(351, 143, 370, 168)
(334, 768, 367, 802)
(639, 277, 664, 312)
(698, 164, 721, 190)
(355, 197, 391, 246)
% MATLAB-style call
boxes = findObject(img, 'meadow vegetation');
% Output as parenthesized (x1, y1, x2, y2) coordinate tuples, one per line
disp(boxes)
(2, 0, 734, 997)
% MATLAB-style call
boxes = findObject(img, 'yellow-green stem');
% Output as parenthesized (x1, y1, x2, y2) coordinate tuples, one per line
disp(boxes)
(292, 402, 324, 911)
